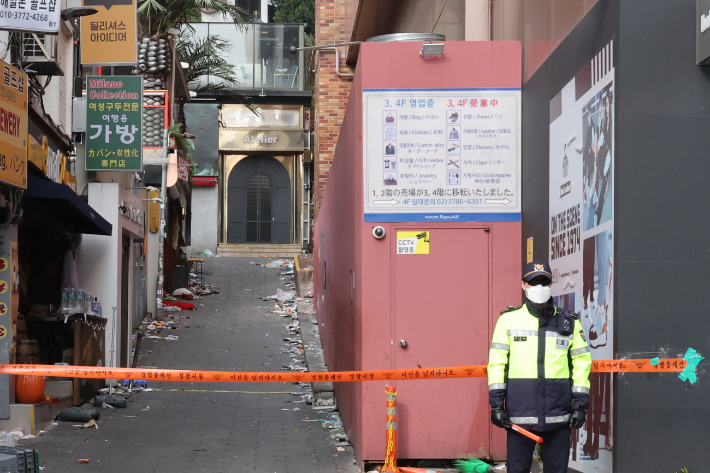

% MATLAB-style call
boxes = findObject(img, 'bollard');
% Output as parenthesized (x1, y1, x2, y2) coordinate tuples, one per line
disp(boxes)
(383, 386, 398, 472)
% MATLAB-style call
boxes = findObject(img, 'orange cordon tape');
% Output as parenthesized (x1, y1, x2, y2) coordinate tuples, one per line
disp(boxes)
(0, 358, 688, 383)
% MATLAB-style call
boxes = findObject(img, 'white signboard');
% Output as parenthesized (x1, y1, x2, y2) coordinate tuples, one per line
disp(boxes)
(0, 0, 61, 34)
(363, 89, 520, 222)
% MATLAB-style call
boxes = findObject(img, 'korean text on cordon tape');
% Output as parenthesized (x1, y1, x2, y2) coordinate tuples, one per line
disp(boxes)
(0, 358, 689, 383)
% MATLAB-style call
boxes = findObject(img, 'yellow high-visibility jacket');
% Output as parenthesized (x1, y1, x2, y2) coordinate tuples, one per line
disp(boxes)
(487, 302, 592, 431)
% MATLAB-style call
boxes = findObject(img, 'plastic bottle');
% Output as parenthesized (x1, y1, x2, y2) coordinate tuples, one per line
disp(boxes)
(77, 289, 85, 314)
(69, 289, 78, 314)
(85, 292, 92, 314)
(61, 289, 69, 315)
(93, 298, 102, 318)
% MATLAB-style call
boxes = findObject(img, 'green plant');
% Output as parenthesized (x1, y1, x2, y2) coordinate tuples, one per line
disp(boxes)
(175, 31, 256, 112)
(672, 468, 689, 473)
(168, 123, 193, 159)
(272, 0, 315, 36)
(137, 0, 248, 37)
(175, 32, 236, 93)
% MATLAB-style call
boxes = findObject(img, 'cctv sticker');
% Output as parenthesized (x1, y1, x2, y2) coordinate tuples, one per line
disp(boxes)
(396, 231, 430, 255)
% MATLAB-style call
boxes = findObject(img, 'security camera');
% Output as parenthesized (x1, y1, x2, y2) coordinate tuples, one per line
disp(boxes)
(372, 226, 386, 240)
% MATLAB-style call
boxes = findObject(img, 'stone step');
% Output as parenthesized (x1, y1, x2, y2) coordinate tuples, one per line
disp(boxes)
(217, 244, 303, 258)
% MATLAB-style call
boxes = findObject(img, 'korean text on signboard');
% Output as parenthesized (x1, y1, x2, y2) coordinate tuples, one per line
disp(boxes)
(0, 0, 60, 34)
(0, 60, 28, 189)
(363, 89, 521, 223)
(80, 0, 137, 65)
(86, 76, 142, 171)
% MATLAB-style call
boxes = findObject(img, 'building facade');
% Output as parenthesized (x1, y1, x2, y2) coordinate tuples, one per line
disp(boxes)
(184, 19, 312, 257)
(314, 0, 709, 471)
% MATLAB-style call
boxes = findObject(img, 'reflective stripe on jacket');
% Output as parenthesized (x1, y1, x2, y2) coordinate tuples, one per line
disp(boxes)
(487, 302, 592, 432)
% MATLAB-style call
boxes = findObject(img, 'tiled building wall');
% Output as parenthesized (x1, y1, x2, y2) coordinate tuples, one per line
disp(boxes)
(313, 0, 358, 219)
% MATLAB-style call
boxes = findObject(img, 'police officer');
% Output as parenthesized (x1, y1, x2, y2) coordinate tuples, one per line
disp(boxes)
(487, 261, 592, 473)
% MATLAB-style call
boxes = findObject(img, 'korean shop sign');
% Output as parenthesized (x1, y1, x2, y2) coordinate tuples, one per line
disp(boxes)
(86, 76, 142, 171)
(0, 60, 28, 189)
(0, 0, 61, 34)
(80, 0, 137, 65)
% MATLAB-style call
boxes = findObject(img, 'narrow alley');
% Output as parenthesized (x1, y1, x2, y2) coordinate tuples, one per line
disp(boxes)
(22, 257, 358, 473)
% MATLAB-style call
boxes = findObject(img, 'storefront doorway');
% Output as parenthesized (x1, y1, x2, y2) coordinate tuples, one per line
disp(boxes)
(227, 155, 291, 244)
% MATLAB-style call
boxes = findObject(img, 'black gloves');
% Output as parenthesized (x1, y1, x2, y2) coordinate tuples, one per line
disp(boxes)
(570, 409, 587, 429)
(491, 407, 512, 429)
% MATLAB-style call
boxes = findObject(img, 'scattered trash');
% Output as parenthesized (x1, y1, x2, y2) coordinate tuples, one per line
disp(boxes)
(200, 249, 220, 257)
(267, 288, 297, 302)
(173, 288, 195, 300)
(141, 406, 150, 411)
(57, 407, 100, 423)
(77, 459, 90, 464)
(337, 447, 346, 452)
(82, 419, 98, 429)
(94, 395, 127, 408)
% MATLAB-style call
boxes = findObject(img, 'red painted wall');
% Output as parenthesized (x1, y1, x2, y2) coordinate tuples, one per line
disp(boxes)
(315, 41, 522, 465)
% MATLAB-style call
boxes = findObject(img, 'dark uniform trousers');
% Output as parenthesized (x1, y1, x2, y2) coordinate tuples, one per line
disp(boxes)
(507, 427, 571, 473)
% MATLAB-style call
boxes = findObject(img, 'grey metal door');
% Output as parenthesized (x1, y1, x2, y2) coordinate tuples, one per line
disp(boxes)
(246, 173, 272, 242)
(228, 155, 291, 244)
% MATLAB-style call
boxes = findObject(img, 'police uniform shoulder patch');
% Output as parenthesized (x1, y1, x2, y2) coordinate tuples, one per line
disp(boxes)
(561, 309, 579, 320)
(500, 304, 523, 315)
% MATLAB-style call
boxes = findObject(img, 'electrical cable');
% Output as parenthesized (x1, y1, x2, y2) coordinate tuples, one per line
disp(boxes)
(431, 0, 449, 34)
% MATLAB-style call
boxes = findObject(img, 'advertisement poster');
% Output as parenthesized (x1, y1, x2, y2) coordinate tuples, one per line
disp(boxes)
(549, 41, 614, 472)
(0, 59, 28, 189)
(86, 76, 143, 171)
(363, 89, 521, 222)
(80, 0, 138, 65)
(0, 0, 61, 34)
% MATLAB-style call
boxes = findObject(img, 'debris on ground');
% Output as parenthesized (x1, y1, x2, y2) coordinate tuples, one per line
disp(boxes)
(82, 419, 98, 429)
(172, 288, 195, 299)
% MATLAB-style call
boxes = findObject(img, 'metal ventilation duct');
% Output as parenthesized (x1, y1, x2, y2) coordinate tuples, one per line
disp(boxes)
(365, 33, 446, 43)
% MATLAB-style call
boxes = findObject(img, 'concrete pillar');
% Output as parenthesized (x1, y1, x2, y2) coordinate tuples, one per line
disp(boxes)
(465, 0, 490, 41)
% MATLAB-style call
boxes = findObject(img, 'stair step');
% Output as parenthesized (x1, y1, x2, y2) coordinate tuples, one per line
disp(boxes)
(217, 244, 302, 258)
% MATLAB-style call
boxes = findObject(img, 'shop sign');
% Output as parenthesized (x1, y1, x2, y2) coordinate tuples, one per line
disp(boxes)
(363, 89, 521, 222)
(698, 0, 710, 64)
(80, 0, 137, 65)
(0, 0, 61, 34)
(0, 59, 28, 189)
(178, 155, 189, 181)
(28, 135, 77, 191)
(86, 76, 142, 171)
(219, 129, 305, 151)
(120, 199, 143, 225)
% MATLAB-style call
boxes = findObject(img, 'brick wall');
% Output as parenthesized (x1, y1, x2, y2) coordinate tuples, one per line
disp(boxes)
(313, 0, 358, 219)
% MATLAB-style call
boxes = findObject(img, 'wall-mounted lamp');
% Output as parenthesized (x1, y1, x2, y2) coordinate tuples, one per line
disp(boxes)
(60, 6, 98, 21)
(420, 43, 445, 57)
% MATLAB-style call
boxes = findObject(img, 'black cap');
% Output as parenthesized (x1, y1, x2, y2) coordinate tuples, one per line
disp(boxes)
(522, 261, 552, 282)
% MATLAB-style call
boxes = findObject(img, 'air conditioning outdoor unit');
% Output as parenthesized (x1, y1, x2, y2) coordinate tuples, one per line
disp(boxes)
(20, 33, 64, 76)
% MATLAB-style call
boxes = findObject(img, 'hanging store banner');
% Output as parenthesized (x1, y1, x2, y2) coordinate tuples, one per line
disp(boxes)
(0, 0, 61, 34)
(0, 59, 28, 189)
(549, 41, 614, 473)
(85, 76, 142, 171)
(80, 0, 137, 65)
(362, 89, 521, 222)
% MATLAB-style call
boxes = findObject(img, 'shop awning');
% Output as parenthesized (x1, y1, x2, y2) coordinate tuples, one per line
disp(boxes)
(23, 177, 112, 236)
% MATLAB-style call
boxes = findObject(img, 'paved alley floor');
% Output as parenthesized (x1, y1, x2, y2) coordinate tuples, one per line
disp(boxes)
(22, 257, 360, 473)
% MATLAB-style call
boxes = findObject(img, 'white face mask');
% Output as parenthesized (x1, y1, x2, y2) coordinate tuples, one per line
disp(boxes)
(525, 284, 551, 304)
